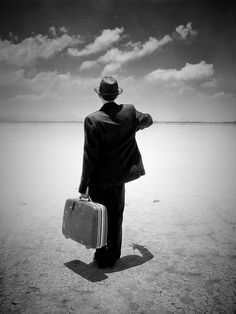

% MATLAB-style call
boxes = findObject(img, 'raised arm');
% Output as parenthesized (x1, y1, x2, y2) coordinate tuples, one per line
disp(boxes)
(135, 109, 153, 131)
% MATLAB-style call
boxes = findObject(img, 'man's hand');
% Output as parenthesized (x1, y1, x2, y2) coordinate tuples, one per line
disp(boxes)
(80, 193, 89, 199)
(80, 187, 89, 200)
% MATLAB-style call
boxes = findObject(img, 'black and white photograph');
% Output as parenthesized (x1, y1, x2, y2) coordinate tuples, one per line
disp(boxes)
(0, 0, 236, 313)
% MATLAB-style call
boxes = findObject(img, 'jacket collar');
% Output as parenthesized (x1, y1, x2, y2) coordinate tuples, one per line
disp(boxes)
(99, 102, 118, 111)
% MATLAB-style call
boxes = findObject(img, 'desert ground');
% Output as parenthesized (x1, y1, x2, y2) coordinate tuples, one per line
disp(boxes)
(0, 123, 235, 313)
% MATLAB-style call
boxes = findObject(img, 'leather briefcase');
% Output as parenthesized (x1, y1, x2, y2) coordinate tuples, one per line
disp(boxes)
(62, 198, 108, 249)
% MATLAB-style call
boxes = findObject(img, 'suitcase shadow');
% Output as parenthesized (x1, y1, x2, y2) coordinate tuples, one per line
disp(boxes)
(64, 244, 153, 282)
(64, 259, 109, 282)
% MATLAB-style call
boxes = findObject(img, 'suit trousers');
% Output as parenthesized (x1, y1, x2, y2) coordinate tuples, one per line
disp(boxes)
(89, 183, 125, 260)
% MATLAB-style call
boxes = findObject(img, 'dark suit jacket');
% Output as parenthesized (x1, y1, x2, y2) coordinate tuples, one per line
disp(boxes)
(79, 102, 153, 194)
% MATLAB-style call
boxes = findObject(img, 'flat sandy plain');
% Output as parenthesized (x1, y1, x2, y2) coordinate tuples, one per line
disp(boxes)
(0, 123, 235, 314)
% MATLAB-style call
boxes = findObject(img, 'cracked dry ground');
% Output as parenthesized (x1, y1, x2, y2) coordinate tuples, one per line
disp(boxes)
(0, 192, 236, 314)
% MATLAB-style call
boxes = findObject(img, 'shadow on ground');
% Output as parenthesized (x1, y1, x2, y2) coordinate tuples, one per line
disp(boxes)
(64, 244, 154, 282)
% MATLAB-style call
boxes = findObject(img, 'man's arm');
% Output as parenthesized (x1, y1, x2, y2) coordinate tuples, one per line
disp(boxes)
(78, 117, 99, 195)
(135, 109, 153, 131)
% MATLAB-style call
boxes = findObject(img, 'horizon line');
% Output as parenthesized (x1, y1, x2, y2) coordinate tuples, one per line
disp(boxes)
(0, 120, 236, 124)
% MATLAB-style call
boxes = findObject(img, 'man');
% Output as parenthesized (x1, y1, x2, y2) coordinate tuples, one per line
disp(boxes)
(79, 76, 153, 268)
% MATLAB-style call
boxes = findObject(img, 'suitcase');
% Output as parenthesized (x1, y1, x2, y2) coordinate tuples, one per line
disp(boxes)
(62, 198, 108, 249)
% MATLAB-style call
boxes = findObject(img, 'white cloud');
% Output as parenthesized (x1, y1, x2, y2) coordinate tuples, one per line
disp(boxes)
(145, 61, 214, 84)
(80, 35, 172, 73)
(0, 29, 81, 67)
(0, 68, 25, 86)
(101, 62, 122, 76)
(144, 61, 217, 97)
(21, 71, 97, 95)
(201, 78, 218, 88)
(49, 26, 57, 37)
(68, 27, 124, 57)
(101, 35, 171, 64)
(80, 60, 98, 70)
(0, 71, 101, 120)
(211, 91, 235, 101)
(11, 90, 63, 101)
(59, 26, 69, 34)
(25, 71, 99, 97)
(9, 32, 18, 43)
(79, 23, 196, 74)
(0, 66, 99, 101)
(173, 22, 198, 42)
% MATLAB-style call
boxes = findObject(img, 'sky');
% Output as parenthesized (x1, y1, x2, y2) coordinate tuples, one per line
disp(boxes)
(0, 0, 236, 122)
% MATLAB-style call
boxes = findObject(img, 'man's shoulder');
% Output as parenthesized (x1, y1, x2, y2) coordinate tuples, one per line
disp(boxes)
(120, 104, 136, 117)
(85, 110, 102, 123)
(86, 110, 100, 119)
(86, 104, 135, 120)
(121, 103, 135, 110)
(119, 104, 136, 115)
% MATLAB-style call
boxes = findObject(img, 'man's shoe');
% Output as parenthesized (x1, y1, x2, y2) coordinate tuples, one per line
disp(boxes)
(94, 246, 108, 260)
(94, 257, 116, 268)
(93, 247, 119, 268)
(93, 252, 116, 268)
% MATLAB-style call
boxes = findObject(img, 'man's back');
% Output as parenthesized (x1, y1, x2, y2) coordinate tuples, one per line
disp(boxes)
(79, 102, 153, 193)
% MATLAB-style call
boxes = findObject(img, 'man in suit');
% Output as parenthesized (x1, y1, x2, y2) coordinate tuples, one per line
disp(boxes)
(79, 76, 153, 268)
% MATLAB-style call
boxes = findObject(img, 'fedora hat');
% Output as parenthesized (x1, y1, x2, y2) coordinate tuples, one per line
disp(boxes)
(94, 76, 123, 96)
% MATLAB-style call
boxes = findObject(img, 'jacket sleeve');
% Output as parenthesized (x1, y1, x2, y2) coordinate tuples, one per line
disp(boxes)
(135, 108, 153, 131)
(78, 117, 99, 194)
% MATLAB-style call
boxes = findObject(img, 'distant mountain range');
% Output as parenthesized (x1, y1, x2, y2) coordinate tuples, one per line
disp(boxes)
(0, 114, 82, 123)
(0, 116, 235, 124)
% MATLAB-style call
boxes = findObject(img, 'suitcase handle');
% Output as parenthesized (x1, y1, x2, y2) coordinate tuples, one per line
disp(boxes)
(70, 197, 91, 212)
(79, 196, 92, 202)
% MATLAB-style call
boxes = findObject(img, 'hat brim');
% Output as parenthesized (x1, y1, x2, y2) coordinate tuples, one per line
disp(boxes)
(94, 87, 123, 95)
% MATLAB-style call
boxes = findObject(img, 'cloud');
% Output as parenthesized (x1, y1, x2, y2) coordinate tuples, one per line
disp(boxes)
(144, 61, 216, 96)
(10, 90, 63, 102)
(145, 61, 214, 84)
(173, 22, 197, 43)
(68, 27, 124, 57)
(80, 60, 98, 70)
(24, 71, 98, 96)
(0, 71, 101, 120)
(0, 68, 25, 86)
(0, 28, 81, 67)
(9, 32, 18, 43)
(21, 71, 97, 95)
(211, 91, 235, 101)
(80, 35, 172, 73)
(0, 65, 99, 102)
(201, 78, 218, 88)
(49, 26, 57, 37)
(101, 63, 122, 76)
(101, 35, 171, 64)
(59, 26, 69, 34)
(80, 22, 196, 74)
